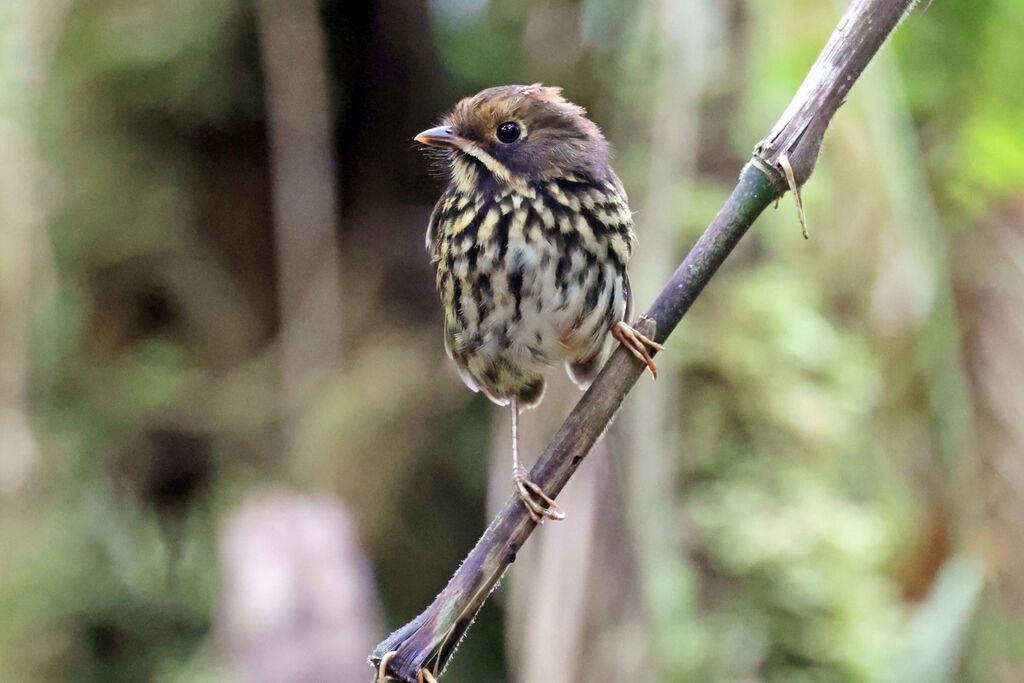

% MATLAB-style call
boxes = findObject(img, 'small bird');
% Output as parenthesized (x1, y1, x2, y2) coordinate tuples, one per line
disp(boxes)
(415, 84, 661, 523)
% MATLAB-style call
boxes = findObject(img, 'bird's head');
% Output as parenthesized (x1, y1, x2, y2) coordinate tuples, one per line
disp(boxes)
(415, 84, 612, 193)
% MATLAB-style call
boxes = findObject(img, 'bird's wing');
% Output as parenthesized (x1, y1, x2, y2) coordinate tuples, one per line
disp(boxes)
(565, 355, 603, 390)
(565, 269, 634, 390)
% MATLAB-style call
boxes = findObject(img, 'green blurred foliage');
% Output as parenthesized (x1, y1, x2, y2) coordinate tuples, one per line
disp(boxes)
(1, 0, 1023, 681)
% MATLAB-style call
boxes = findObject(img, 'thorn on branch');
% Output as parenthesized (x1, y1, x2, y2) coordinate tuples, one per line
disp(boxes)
(778, 153, 809, 240)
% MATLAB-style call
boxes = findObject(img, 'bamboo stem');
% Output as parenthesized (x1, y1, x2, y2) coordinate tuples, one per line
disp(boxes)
(372, 1, 920, 679)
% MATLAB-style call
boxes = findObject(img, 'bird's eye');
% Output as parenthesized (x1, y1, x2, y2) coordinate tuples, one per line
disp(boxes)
(496, 121, 521, 143)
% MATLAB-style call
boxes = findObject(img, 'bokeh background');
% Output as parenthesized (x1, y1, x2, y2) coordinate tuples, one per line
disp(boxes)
(2, 0, 1024, 681)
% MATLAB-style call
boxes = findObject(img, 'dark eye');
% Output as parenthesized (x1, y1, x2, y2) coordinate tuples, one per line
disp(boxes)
(496, 121, 520, 143)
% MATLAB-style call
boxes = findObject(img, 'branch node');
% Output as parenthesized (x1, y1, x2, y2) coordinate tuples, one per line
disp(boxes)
(749, 153, 789, 196)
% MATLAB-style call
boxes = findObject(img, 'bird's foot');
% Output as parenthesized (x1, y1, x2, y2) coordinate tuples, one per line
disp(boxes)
(612, 319, 663, 378)
(377, 651, 439, 683)
(377, 651, 396, 682)
(514, 465, 565, 523)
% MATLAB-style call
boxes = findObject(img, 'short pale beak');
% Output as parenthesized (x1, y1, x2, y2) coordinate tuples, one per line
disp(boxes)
(414, 125, 464, 148)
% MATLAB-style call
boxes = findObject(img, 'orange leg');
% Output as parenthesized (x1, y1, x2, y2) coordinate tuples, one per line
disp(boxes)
(377, 651, 397, 682)
(378, 652, 440, 683)
(511, 398, 564, 523)
(612, 320, 664, 378)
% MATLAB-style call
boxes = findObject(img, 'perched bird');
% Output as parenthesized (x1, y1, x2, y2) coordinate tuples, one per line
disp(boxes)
(415, 84, 661, 523)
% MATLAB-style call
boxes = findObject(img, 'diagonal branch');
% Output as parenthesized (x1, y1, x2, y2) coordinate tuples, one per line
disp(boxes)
(372, 0, 920, 680)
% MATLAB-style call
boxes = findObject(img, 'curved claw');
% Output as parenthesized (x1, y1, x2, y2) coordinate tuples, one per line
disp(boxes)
(514, 466, 565, 523)
(378, 651, 398, 682)
(612, 320, 663, 378)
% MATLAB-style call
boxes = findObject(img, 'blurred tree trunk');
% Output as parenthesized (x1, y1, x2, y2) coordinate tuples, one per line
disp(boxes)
(256, 0, 343, 447)
(499, 410, 624, 683)
(219, 490, 384, 682)
(0, 2, 64, 493)
(623, 0, 722, 637)
(620, 0, 726, 678)
(858, 46, 977, 600)
(956, 200, 1024, 612)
